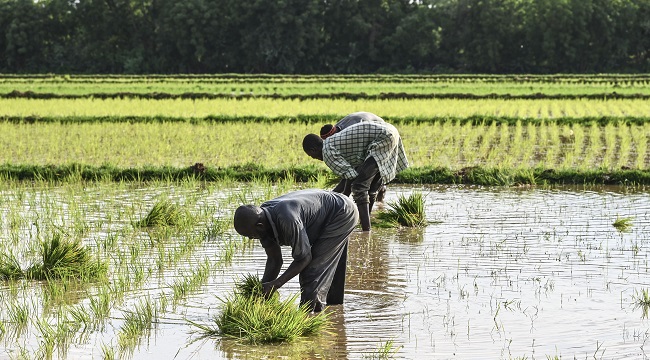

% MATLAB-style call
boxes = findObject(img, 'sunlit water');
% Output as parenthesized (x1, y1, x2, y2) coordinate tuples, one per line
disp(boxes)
(1, 184, 649, 359)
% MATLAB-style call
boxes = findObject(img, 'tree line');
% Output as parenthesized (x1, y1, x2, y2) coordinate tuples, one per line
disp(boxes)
(1, 0, 648, 74)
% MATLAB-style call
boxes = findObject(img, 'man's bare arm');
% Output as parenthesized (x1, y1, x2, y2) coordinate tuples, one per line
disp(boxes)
(261, 243, 283, 283)
(263, 253, 312, 296)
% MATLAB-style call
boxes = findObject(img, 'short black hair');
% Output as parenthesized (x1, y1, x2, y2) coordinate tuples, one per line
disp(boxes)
(302, 133, 323, 152)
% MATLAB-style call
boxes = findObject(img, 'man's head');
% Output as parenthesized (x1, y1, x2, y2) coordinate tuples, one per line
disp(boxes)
(320, 124, 337, 139)
(302, 134, 324, 160)
(233, 205, 267, 239)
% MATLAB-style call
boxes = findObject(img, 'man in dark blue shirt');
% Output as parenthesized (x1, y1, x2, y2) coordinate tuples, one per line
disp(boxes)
(233, 189, 359, 312)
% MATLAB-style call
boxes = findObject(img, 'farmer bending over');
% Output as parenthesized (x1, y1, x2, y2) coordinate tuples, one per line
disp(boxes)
(319, 111, 389, 202)
(233, 189, 358, 312)
(302, 121, 409, 231)
(319, 111, 386, 140)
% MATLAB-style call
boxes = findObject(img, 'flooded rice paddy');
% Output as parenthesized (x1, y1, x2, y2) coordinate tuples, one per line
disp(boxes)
(0, 182, 649, 359)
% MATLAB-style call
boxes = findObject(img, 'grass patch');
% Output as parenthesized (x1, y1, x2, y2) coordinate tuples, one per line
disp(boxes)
(376, 192, 428, 228)
(1, 233, 106, 281)
(612, 216, 633, 232)
(135, 199, 191, 228)
(191, 274, 330, 344)
(2, 164, 650, 185)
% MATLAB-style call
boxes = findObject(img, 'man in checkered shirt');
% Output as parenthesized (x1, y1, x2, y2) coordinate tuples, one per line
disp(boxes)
(320, 112, 388, 202)
(303, 120, 409, 231)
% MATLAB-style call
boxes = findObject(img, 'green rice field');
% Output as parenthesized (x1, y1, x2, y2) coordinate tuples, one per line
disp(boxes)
(1, 74, 650, 359)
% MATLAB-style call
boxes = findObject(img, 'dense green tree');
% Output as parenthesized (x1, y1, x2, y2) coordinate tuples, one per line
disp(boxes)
(0, 0, 648, 73)
(380, 3, 441, 72)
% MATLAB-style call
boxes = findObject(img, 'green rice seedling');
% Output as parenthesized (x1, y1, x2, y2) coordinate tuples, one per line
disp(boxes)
(362, 340, 402, 359)
(40, 276, 88, 310)
(612, 216, 633, 232)
(192, 275, 330, 344)
(376, 192, 428, 228)
(234, 273, 263, 298)
(135, 199, 192, 228)
(632, 288, 650, 318)
(197, 293, 329, 344)
(170, 260, 212, 302)
(0, 252, 25, 280)
(8, 301, 30, 330)
(67, 304, 92, 330)
(27, 232, 107, 280)
(117, 297, 158, 350)
(34, 317, 57, 359)
(101, 342, 116, 360)
(89, 287, 113, 321)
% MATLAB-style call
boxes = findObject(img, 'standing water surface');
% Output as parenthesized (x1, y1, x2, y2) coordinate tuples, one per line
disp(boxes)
(0, 184, 648, 359)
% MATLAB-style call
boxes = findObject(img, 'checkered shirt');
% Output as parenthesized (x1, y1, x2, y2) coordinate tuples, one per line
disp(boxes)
(323, 122, 409, 183)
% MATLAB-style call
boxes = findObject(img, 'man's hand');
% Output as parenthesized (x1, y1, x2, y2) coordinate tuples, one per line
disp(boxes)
(262, 281, 277, 298)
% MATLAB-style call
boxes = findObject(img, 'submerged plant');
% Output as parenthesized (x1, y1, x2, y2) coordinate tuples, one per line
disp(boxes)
(612, 216, 633, 232)
(376, 192, 428, 228)
(135, 199, 191, 228)
(191, 274, 330, 344)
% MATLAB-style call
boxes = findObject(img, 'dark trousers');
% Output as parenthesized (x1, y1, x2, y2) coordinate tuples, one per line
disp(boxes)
(333, 156, 383, 205)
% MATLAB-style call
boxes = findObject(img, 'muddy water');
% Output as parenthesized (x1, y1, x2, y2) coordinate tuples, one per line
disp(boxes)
(2, 184, 650, 359)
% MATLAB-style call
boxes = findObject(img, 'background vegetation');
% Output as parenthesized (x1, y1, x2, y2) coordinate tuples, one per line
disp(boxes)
(0, 0, 648, 74)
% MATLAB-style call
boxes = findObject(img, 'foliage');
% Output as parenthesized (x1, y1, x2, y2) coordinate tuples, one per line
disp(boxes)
(0, 1, 649, 73)
(1, 164, 650, 186)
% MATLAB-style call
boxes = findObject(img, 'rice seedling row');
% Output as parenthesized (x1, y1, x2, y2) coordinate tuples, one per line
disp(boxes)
(2, 98, 650, 118)
(5, 91, 650, 101)
(1, 121, 648, 172)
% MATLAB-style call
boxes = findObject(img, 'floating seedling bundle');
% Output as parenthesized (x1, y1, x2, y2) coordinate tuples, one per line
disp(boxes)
(193, 274, 330, 344)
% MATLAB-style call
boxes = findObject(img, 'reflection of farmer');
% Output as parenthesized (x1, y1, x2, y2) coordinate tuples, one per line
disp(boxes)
(302, 121, 409, 231)
(233, 189, 358, 312)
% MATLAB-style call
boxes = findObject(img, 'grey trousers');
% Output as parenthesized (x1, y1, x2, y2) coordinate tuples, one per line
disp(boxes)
(298, 198, 357, 312)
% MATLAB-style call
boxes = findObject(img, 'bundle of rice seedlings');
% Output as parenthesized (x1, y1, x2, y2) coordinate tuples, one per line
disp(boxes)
(376, 192, 427, 228)
(27, 233, 107, 280)
(234, 273, 264, 298)
(192, 274, 330, 344)
(135, 199, 191, 228)
(613, 216, 633, 232)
